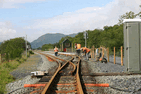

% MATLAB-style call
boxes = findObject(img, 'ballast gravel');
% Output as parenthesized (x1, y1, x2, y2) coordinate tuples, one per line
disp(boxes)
(87, 57, 141, 94)
(6, 51, 141, 94)
(6, 52, 58, 94)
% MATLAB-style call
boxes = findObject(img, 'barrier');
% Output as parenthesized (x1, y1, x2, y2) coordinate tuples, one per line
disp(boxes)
(90, 46, 123, 66)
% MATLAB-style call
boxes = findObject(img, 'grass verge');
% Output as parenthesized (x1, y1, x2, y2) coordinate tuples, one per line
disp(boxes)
(0, 53, 31, 93)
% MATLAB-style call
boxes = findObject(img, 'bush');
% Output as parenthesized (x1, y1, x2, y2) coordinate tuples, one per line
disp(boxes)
(29, 51, 34, 54)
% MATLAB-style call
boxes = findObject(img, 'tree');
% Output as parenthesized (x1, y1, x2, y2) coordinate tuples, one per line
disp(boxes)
(0, 37, 30, 61)
(118, 11, 136, 25)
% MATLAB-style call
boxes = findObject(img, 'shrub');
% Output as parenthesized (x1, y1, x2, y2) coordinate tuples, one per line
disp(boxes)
(29, 51, 34, 54)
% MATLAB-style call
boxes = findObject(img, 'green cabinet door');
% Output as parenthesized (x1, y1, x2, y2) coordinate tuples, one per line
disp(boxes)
(126, 22, 140, 72)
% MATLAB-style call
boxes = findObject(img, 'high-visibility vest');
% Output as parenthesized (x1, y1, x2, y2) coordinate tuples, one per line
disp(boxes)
(77, 44, 81, 49)
(86, 48, 90, 53)
(82, 47, 86, 51)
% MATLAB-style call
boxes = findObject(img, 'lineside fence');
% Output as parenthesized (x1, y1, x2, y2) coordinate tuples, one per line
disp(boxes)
(49, 45, 124, 66)
(90, 46, 124, 66)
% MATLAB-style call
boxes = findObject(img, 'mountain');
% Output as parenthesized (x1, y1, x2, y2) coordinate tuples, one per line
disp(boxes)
(31, 33, 77, 48)
(0, 42, 2, 45)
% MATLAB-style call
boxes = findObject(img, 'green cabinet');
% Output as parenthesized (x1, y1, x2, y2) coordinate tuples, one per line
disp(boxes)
(124, 19, 141, 72)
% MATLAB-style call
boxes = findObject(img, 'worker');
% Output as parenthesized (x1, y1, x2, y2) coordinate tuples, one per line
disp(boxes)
(54, 46, 58, 56)
(82, 47, 91, 60)
(81, 47, 87, 56)
(76, 44, 81, 56)
(75, 43, 77, 49)
(85, 48, 91, 60)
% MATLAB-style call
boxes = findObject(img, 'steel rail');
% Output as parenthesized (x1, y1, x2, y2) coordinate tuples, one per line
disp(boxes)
(30, 54, 61, 94)
(76, 56, 84, 94)
(41, 55, 74, 94)
(39, 52, 76, 75)
(33, 52, 84, 94)
(57, 53, 84, 94)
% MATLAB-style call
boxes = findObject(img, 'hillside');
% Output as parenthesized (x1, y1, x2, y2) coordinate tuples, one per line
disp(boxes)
(31, 33, 77, 48)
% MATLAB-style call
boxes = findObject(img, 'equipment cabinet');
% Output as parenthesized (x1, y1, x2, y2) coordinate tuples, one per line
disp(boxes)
(124, 19, 141, 72)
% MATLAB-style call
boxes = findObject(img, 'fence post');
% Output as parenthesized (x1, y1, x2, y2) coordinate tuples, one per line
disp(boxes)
(93, 45, 94, 58)
(102, 47, 104, 58)
(60, 44, 61, 52)
(114, 47, 116, 64)
(62, 43, 63, 52)
(90, 47, 93, 60)
(72, 43, 73, 52)
(107, 47, 109, 62)
(121, 46, 123, 66)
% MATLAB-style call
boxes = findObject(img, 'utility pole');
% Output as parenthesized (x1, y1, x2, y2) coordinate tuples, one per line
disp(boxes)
(25, 35, 27, 58)
(84, 31, 88, 47)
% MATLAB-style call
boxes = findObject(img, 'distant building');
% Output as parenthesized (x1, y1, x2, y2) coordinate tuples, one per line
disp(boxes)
(62, 39, 71, 52)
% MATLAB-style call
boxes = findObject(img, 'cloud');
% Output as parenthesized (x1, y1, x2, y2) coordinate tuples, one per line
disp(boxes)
(0, 0, 47, 8)
(26, 0, 140, 35)
(0, 21, 17, 42)
(0, 0, 140, 42)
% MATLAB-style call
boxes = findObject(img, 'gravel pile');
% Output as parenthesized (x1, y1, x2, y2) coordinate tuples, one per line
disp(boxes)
(87, 56, 141, 94)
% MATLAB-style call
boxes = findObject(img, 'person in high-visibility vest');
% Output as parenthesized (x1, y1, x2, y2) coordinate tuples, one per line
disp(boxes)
(54, 46, 58, 56)
(82, 47, 91, 60)
(82, 47, 87, 56)
(86, 48, 91, 60)
(75, 44, 81, 56)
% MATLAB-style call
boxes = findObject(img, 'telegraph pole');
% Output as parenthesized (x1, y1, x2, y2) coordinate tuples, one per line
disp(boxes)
(84, 31, 88, 47)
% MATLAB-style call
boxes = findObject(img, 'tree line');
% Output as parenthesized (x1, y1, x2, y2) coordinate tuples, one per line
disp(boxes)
(0, 37, 31, 61)
(41, 9, 141, 54)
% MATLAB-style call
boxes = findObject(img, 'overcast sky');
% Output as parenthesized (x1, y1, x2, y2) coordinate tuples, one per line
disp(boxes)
(0, 0, 140, 42)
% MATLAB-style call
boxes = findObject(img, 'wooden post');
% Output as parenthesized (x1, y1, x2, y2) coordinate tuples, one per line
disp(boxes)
(62, 43, 63, 52)
(114, 47, 116, 64)
(102, 47, 104, 58)
(121, 46, 123, 66)
(72, 43, 73, 52)
(93, 45, 94, 58)
(60, 44, 61, 52)
(91, 47, 93, 60)
(107, 47, 109, 62)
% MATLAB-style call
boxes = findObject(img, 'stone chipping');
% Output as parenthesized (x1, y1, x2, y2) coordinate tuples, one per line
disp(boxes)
(6, 51, 141, 94)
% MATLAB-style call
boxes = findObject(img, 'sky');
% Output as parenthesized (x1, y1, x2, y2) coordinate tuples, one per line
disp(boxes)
(0, 0, 140, 42)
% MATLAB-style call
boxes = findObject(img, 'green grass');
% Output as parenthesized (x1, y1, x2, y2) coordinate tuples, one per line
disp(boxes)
(0, 53, 29, 93)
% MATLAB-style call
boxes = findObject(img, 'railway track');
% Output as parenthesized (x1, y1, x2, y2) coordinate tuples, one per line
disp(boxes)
(27, 52, 84, 94)
(8, 51, 141, 94)
(23, 52, 112, 94)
